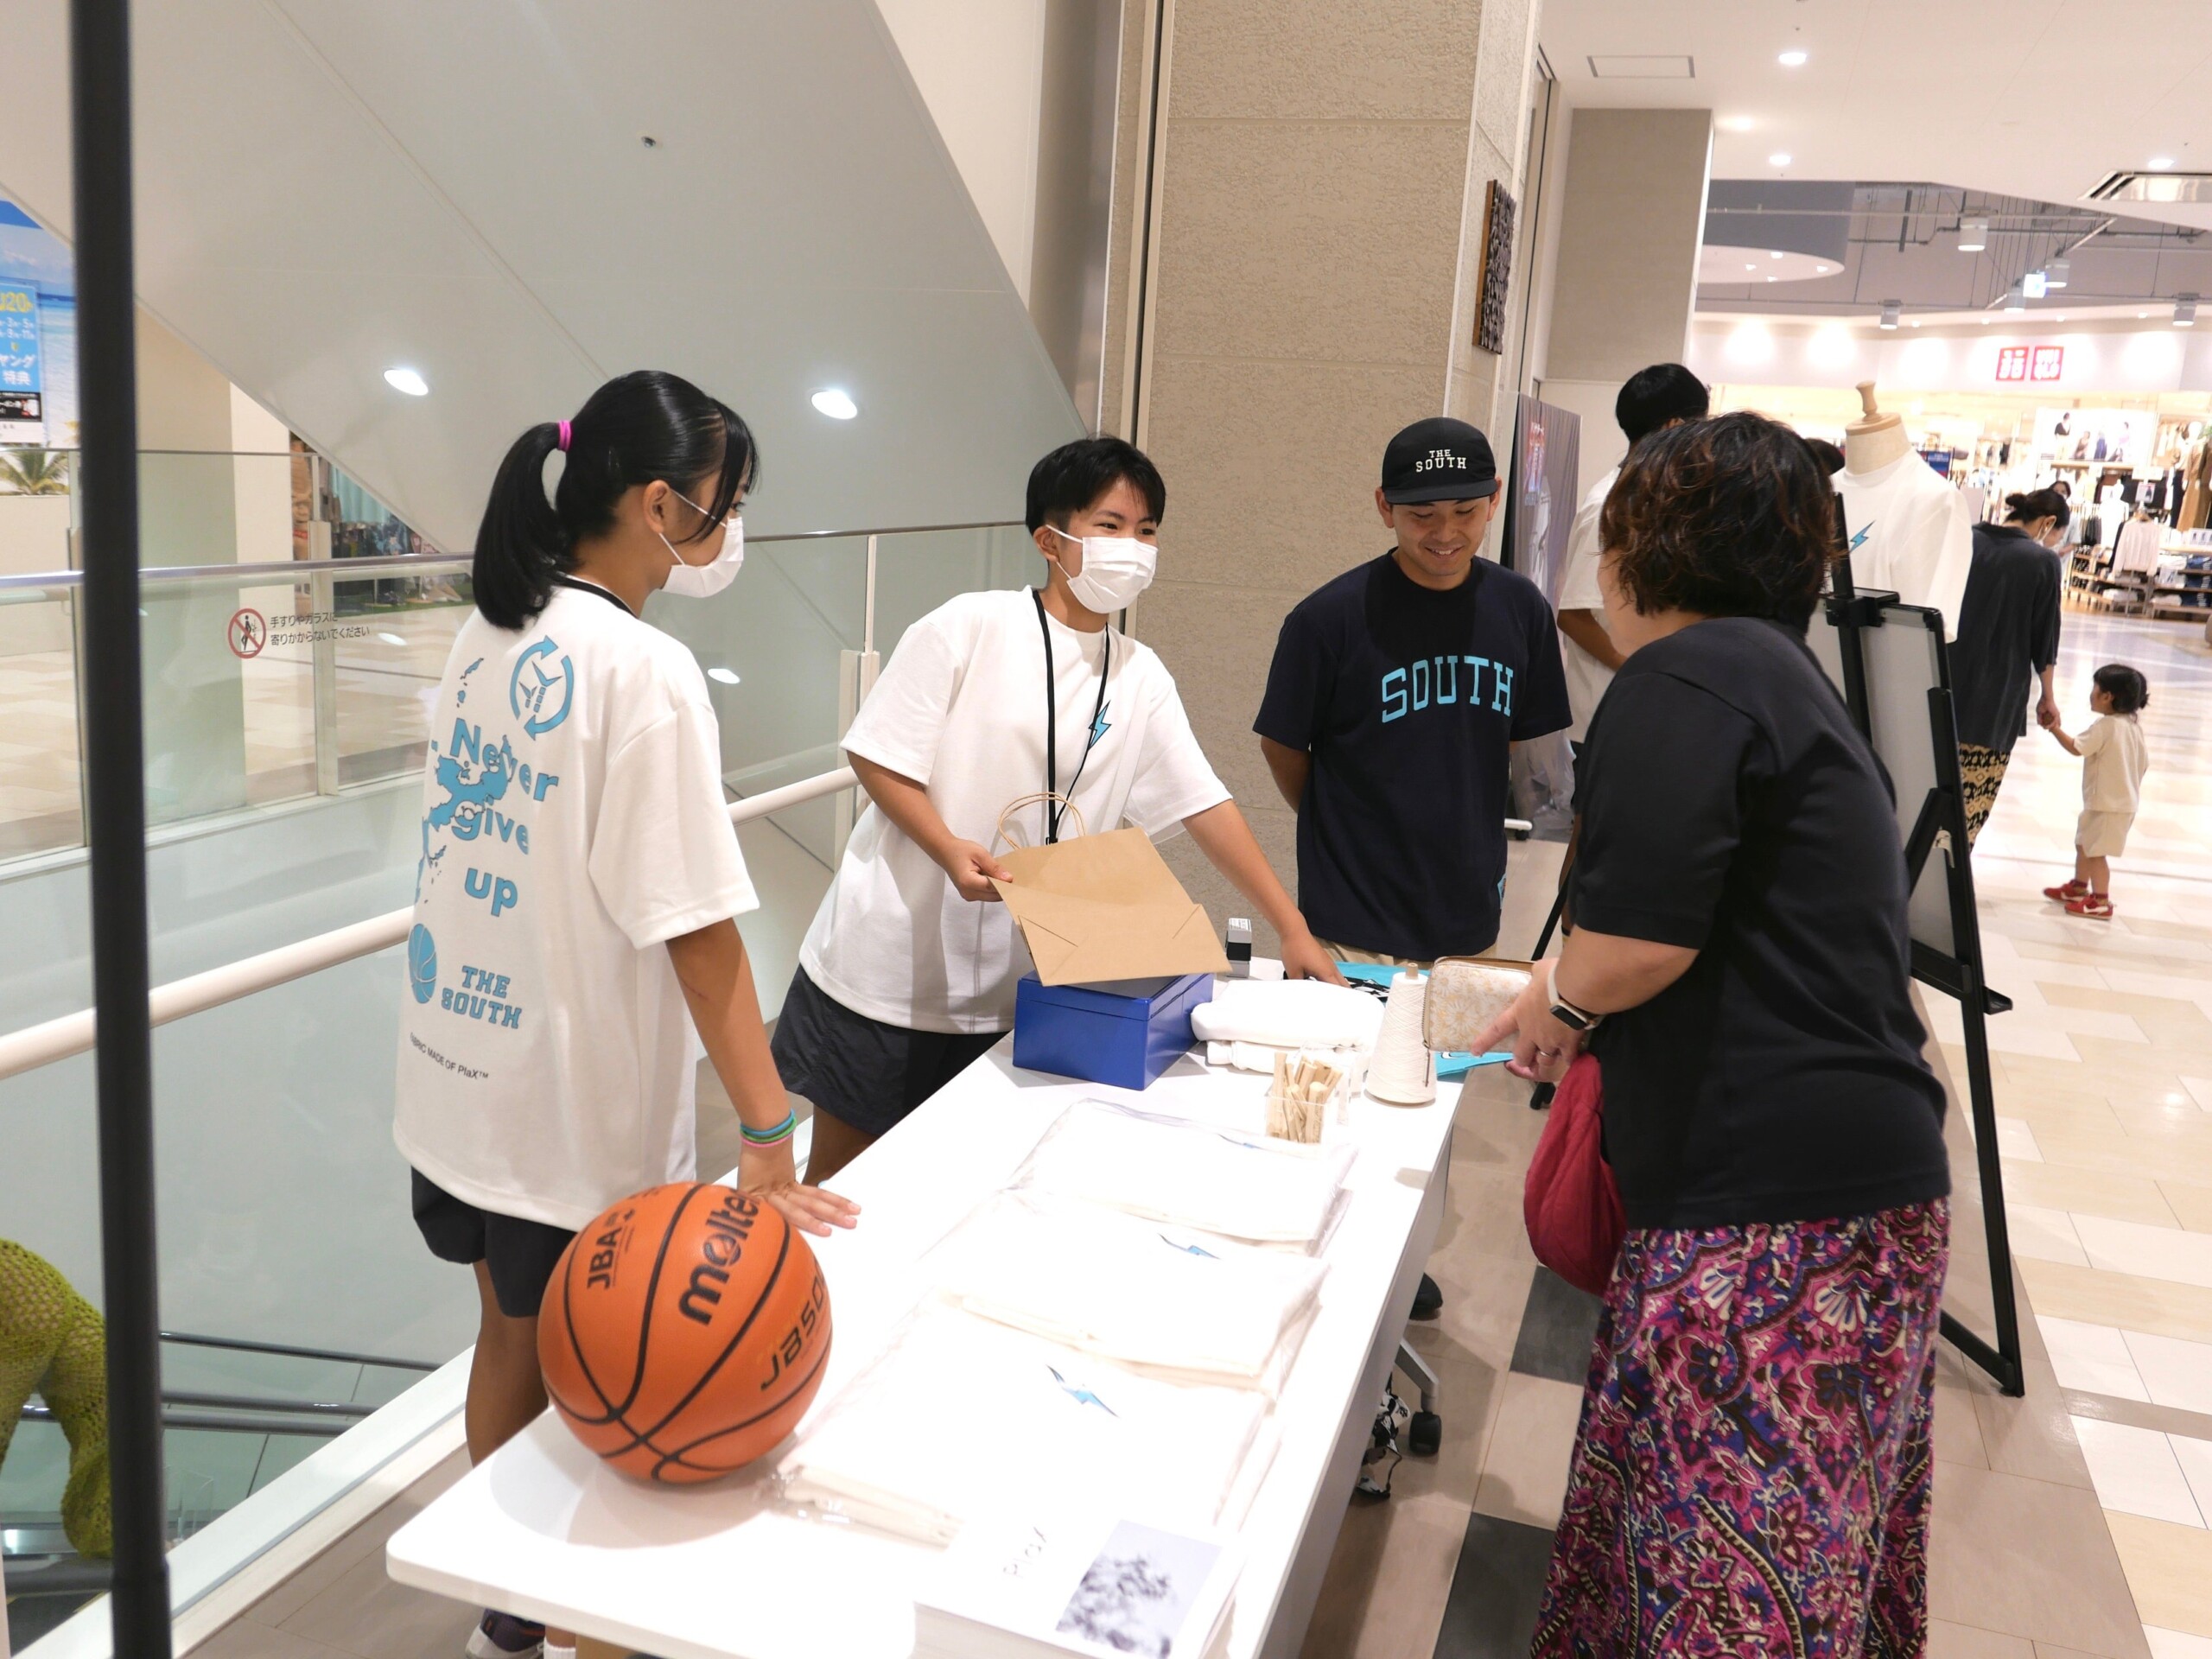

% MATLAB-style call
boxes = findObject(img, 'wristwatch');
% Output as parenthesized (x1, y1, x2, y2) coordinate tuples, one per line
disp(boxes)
(1546, 962, 1603, 1033)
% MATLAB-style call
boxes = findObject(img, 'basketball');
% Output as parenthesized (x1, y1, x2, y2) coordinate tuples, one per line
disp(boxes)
(538, 1182, 832, 1484)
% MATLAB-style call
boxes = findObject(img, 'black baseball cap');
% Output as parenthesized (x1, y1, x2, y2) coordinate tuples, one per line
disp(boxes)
(1381, 416, 1498, 504)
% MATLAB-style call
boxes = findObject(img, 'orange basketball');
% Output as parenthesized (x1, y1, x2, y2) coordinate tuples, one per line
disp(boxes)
(538, 1182, 832, 1484)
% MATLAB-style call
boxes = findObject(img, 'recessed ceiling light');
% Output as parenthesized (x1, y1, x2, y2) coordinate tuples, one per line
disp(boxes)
(1778, 49, 1808, 67)
(706, 666, 741, 685)
(1767, 276, 1779, 282)
(383, 366, 429, 397)
(377, 631, 407, 646)
(1719, 115, 1755, 132)
(2150, 156, 2177, 171)
(1745, 263, 1758, 271)
(1769, 151, 1792, 167)
(1816, 263, 1830, 273)
(810, 388, 859, 421)
(1770, 251, 1783, 259)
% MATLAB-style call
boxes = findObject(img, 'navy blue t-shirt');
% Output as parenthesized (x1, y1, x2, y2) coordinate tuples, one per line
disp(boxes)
(1255, 552, 1570, 960)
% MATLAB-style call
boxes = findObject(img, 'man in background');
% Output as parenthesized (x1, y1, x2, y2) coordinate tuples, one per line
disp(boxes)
(1555, 364, 1710, 752)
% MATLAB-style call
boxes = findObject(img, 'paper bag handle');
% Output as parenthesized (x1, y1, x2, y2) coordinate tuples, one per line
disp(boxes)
(993, 791, 1087, 852)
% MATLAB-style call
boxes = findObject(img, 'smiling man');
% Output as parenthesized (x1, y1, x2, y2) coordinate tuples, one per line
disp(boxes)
(1256, 416, 1570, 969)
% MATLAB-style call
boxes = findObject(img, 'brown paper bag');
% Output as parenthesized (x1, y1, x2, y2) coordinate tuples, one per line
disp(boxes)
(991, 826, 1231, 986)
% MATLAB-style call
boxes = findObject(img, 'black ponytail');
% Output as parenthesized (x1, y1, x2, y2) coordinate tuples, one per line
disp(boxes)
(471, 369, 759, 630)
(2004, 486, 2069, 531)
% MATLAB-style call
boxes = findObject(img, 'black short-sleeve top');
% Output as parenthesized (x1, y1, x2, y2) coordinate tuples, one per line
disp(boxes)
(1572, 616, 1950, 1230)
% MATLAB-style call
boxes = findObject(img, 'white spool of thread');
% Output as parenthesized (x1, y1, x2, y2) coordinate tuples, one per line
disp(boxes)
(1366, 971, 1436, 1105)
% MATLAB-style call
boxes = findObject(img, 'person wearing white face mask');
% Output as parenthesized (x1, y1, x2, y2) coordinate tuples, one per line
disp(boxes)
(395, 372, 855, 1659)
(777, 436, 1340, 1181)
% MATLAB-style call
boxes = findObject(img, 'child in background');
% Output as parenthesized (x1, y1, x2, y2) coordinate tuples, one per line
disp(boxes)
(2044, 663, 2150, 920)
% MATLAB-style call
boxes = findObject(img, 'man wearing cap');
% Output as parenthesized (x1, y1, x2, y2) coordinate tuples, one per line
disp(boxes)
(1255, 416, 1572, 969)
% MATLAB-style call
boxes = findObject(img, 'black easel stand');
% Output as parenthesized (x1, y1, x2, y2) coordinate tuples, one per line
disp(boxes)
(1825, 557, 2024, 1397)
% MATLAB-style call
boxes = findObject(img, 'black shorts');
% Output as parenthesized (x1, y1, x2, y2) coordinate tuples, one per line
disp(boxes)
(410, 1169, 576, 1320)
(770, 966, 1005, 1139)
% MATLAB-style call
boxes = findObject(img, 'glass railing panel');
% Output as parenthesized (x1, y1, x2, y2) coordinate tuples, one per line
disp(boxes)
(0, 582, 79, 859)
(645, 532, 864, 872)
(0, 446, 80, 861)
(872, 523, 1046, 653)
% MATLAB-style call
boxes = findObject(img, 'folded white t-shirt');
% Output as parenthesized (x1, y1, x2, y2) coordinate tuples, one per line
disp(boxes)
(1189, 977, 1385, 1051)
(925, 1196, 1327, 1387)
(799, 589, 1229, 1034)
(1019, 1100, 1356, 1250)
(778, 1306, 1274, 1545)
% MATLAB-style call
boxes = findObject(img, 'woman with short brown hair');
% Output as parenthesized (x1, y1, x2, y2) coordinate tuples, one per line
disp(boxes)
(1479, 410, 1952, 1656)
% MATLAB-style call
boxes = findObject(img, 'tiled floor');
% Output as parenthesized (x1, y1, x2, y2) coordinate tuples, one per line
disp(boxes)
(53, 608, 2212, 1658)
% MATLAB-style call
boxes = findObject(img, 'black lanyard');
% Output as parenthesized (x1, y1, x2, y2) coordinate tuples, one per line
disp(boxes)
(553, 573, 635, 617)
(1033, 588, 1110, 843)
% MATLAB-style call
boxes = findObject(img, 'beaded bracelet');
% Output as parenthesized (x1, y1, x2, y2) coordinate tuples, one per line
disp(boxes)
(741, 1108, 798, 1147)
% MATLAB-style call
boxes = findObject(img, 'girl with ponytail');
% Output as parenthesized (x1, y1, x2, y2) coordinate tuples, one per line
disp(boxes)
(397, 372, 856, 1659)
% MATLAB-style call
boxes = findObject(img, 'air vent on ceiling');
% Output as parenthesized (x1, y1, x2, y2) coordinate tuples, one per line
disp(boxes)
(1586, 54, 1694, 79)
(2087, 170, 2212, 205)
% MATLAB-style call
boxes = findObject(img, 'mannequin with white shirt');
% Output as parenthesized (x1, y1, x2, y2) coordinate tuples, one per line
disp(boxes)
(1836, 380, 1973, 639)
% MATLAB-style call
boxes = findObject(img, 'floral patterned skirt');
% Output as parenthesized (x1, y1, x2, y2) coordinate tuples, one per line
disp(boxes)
(1531, 1198, 1949, 1659)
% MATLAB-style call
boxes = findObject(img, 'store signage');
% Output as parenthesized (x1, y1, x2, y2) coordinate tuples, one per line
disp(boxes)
(1996, 344, 2064, 384)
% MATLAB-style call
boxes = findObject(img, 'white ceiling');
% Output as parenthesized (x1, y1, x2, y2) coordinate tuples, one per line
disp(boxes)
(1541, 2, 2212, 233)
(0, 2, 1083, 549)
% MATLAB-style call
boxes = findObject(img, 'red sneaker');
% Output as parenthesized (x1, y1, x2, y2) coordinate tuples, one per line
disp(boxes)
(2044, 880, 2088, 902)
(2064, 893, 2113, 920)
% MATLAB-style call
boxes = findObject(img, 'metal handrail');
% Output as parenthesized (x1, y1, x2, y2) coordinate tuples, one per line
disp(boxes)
(158, 1328, 437, 1373)
(0, 765, 857, 1084)
(0, 518, 1023, 591)
(160, 1391, 374, 1420)
(18, 1402, 348, 1440)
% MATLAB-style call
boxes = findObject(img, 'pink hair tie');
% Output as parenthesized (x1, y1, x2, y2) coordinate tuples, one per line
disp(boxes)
(556, 419, 571, 453)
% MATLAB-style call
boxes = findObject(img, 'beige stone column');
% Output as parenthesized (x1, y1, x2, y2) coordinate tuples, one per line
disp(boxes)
(1103, 0, 1547, 949)
(1533, 106, 1713, 499)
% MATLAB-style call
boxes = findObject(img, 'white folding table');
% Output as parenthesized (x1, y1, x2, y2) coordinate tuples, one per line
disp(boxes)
(386, 1039, 1460, 1659)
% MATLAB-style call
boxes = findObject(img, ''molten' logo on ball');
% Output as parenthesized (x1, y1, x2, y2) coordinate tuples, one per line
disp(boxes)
(677, 1187, 760, 1325)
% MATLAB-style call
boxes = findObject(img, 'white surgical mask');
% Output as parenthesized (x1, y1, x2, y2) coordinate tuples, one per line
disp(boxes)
(1046, 524, 1157, 612)
(659, 489, 746, 599)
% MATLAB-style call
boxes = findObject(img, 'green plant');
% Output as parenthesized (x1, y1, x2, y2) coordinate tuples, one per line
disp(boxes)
(0, 448, 70, 495)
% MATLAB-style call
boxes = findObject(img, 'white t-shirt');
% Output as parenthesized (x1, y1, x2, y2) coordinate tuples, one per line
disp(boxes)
(1836, 454, 1974, 639)
(800, 588, 1230, 1034)
(394, 585, 757, 1230)
(1556, 466, 1618, 742)
(2078, 713, 2149, 814)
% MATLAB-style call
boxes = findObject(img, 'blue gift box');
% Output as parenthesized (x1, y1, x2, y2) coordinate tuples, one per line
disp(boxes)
(1012, 970, 1215, 1090)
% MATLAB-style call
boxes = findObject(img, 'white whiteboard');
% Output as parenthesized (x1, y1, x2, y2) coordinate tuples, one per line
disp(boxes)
(1810, 598, 1958, 962)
